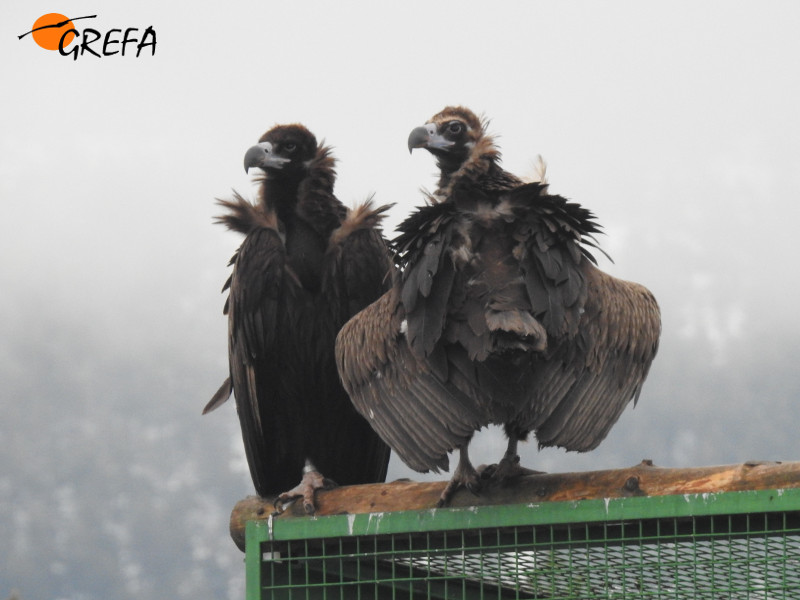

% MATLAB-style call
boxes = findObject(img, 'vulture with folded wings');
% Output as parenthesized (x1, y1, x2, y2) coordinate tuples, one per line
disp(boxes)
(205, 124, 393, 513)
(336, 107, 661, 506)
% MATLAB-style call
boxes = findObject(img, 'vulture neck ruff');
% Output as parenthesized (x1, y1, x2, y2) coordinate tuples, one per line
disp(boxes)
(436, 132, 517, 200)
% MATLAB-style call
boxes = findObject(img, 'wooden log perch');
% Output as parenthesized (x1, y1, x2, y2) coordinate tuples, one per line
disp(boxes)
(229, 460, 800, 552)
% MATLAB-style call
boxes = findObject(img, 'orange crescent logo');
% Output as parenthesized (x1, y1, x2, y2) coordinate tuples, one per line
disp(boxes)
(30, 13, 76, 50)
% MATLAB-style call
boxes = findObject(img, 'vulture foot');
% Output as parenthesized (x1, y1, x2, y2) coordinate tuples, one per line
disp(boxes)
(437, 450, 481, 508)
(479, 454, 543, 483)
(273, 465, 337, 516)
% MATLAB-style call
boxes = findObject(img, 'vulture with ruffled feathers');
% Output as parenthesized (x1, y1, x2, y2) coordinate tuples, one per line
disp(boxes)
(336, 107, 661, 506)
(205, 123, 393, 513)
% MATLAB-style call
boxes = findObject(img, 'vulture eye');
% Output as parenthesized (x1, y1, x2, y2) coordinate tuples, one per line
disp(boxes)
(284, 142, 297, 152)
(447, 122, 464, 135)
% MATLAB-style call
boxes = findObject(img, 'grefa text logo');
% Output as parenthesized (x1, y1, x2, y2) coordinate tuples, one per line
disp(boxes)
(18, 13, 156, 60)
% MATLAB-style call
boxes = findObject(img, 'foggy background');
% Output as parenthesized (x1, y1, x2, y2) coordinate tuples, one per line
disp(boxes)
(3, 2, 800, 599)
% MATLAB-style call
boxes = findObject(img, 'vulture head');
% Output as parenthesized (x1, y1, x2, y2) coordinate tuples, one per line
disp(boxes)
(241, 123, 338, 225)
(408, 106, 507, 195)
(243, 124, 318, 177)
(408, 106, 487, 169)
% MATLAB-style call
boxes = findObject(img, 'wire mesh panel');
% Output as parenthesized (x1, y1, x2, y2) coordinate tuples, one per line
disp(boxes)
(246, 489, 800, 599)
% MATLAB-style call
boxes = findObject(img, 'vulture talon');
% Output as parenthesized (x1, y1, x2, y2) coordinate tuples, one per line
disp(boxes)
(465, 478, 483, 496)
(436, 482, 458, 508)
(437, 447, 481, 507)
(274, 466, 337, 516)
(481, 439, 545, 483)
(271, 496, 293, 516)
(437, 473, 482, 507)
(478, 463, 498, 480)
(481, 454, 543, 484)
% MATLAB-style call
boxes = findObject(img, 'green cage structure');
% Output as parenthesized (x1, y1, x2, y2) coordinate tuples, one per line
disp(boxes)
(232, 461, 800, 599)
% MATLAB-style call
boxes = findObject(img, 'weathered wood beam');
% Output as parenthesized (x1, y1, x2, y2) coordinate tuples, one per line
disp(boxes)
(229, 460, 800, 551)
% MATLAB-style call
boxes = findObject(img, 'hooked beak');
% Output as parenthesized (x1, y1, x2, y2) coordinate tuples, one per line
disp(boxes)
(243, 142, 291, 173)
(407, 124, 455, 154)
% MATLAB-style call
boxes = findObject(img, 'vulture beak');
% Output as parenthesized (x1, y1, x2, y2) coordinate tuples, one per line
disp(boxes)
(243, 142, 291, 173)
(407, 124, 455, 154)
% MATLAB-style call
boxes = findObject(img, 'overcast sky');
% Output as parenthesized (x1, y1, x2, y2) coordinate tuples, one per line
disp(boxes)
(3, 2, 800, 599)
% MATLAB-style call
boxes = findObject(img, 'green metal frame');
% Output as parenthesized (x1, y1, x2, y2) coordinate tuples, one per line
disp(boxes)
(245, 488, 800, 599)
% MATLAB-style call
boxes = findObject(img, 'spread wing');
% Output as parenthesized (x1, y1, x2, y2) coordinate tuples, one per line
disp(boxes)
(527, 264, 661, 450)
(335, 288, 487, 473)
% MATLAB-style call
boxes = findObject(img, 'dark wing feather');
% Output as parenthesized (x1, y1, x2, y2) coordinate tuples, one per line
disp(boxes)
(393, 201, 456, 263)
(229, 228, 289, 359)
(395, 203, 459, 360)
(404, 248, 456, 361)
(202, 377, 232, 414)
(510, 186, 602, 340)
